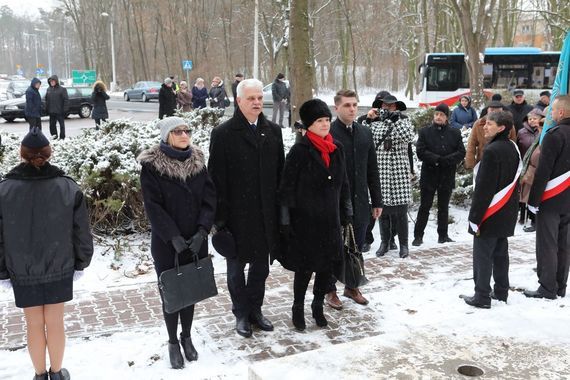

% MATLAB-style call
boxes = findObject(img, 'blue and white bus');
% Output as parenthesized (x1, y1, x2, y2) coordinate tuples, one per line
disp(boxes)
(418, 47, 560, 107)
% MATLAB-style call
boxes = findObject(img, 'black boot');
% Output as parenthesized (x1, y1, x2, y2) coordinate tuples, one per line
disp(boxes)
(395, 211, 409, 258)
(47, 369, 70, 380)
(180, 333, 198, 362)
(33, 373, 48, 380)
(292, 303, 306, 331)
(311, 296, 328, 327)
(168, 342, 185, 369)
(375, 217, 391, 257)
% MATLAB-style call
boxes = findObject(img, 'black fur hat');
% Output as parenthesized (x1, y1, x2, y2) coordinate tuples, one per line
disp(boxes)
(299, 98, 332, 129)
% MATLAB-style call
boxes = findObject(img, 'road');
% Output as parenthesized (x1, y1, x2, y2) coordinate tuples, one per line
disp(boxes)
(0, 98, 372, 139)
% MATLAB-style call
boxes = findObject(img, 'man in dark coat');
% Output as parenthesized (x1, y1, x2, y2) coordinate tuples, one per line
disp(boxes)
(325, 89, 383, 308)
(413, 103, 465, 246)
(506, 89, 534, 132)
(231, 73, 244, 111)
(525, 95, 570, 300)
(45, 75, 68, 140)
(208, 78, 285, 338)
(535, 91, 550, 111)
(460, 111, 520, 309)
(271, 73, 290, 127)
(159, 77, 177, 119)
(24, 77, 42, 130)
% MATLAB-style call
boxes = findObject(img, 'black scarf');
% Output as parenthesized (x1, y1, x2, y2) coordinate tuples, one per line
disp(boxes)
(160, 141, 192, 161)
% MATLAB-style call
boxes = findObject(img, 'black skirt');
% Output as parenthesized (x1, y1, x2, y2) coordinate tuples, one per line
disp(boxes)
(12, 276, 73, 308)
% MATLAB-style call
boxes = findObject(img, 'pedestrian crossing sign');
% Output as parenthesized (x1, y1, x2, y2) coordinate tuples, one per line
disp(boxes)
(182, 60, 193, 71)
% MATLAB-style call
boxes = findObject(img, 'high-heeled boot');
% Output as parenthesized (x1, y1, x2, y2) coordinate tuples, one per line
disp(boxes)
(180, 333, 198, 361)
(292, 303, 306, 331)
(311, 296, 328, 327)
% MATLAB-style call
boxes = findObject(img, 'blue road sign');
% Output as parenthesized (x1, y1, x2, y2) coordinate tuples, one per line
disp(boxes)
(182, 60, 193, 71)
(36, 68, 45, 75)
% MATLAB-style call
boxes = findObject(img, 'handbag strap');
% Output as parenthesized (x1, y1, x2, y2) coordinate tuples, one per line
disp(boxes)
(343, 224, 358, 251)
(173, 252, 200, 274)
(374, 124, 394, 151)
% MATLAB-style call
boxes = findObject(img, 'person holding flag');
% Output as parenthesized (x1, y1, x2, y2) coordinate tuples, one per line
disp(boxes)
(524, 95, 570, 300)
(460, 111, 521, 309)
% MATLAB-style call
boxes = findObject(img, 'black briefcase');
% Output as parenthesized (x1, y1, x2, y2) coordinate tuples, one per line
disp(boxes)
(158, 252, 218, 314)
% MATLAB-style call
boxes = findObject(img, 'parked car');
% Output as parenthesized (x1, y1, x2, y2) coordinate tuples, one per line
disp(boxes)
(123, 81, 162, 102)
(262, 80, 289, 106)
(6, 80, 30, 99)
(0, 81, 9, 101)
(0, 86, 93, 122)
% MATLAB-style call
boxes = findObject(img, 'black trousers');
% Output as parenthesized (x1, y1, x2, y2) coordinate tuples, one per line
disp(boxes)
(294, 271, 330, 304)
(226, 255, 269, 319)
(328, 223, 366, 292)
(27, 117, 42, 130)
(536, 210, 570, 297)
(94, 118, 107, 128)
(414, 185, 452, 239)
(49, 113, 65, 139)
(473, 236, 510, 301)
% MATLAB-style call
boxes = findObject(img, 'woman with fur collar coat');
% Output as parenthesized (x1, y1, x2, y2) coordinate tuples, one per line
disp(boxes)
(137, 116, 216, 369)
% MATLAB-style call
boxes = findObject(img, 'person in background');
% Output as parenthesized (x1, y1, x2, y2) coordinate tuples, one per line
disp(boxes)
(535, 91, 550, 112)
(507, 89, 534, 132)
(0, 128, 94, 380)
(191, 78, 208, 109)
(525, 95, 570, 300)
(231, 73, 244, 111)
(91, 80, 109, 130)
(461, 111, 520, 309)
(209, 76, 229, 110)
(169, 75, 179, 93)
(45, 75, 68, 140)
(413, 103, 465, 246)
(208, 79, 284, 339)
(516, 108, 545, 225)
(450, 95, 478, 129)
(368, 95, 413, 259)
(138, 116, 216, 369)
(326, 89, 382, 309)
(464, 101, 516, 170)
(479, 93, 502, 119)
(25, 77, 42, 131)
(176, 81, 193, 113)
(159, 77, 177, 119)
(271, 73, 290, 128)
(279, 98, 352, 330)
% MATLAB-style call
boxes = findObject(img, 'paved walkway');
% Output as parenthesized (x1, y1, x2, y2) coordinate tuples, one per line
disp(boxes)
(0, 236, 537, 358)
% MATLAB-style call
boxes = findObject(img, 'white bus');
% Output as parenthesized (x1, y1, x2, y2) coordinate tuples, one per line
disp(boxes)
(418, 47, 560, 107)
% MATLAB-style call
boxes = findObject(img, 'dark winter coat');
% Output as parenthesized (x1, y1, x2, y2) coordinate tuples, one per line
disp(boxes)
(450, 104, 478, 129)
(91, 90, 110, 120)
(45, 75, 68, 115)
(416, 122, 465, 191)
(24, 78, 42, 118)
(138, 144, 216, 275)
(535, 100, 548, 112)
(209, 82, 228, 109)
(158, 84, 177, 119)
(231, 80, 240, 107)
(192, 86, 208, 109)
(528, 118, 570, 213)
(507, 101, 534, 132)
(208, 108, 285, 263)
(330, 119, 382, 227)
(468, 131, 520, 238)
(0, 163, 93, 285)
(278, 136, 352, 273)
(516, 122, 539, 160)
(272, 79, 289, 102)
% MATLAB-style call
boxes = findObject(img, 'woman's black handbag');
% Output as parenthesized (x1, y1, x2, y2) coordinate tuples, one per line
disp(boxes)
(334, 224, 369, 288)
(158, 252, 218, 314)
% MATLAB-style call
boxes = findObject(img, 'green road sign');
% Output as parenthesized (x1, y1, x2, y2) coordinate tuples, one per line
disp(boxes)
(72, 70, 97, 85)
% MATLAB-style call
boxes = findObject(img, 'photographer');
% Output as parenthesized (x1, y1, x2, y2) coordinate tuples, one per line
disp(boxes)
(368, 95, 414, 258)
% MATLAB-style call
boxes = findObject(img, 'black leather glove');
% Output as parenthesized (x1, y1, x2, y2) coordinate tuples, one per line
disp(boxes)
(171, 235, 188, 254)
(389, 111, 400, 123)
(186, 227, 208, 255)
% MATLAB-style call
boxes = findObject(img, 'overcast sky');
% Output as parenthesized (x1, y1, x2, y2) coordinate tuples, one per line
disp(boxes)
(0, 0, 56, 17)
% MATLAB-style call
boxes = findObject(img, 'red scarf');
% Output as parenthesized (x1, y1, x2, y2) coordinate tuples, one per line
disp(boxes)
(306, 130, 337, 167)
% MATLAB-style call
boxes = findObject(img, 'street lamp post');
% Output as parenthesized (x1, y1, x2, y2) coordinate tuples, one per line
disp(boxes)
(35, 28, 52, 77)
(23, 32, 39, 74)
(101, 12, 117, 92)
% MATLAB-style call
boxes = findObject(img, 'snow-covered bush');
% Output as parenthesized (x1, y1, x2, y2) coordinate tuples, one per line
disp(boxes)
(0, 108, 227, 234)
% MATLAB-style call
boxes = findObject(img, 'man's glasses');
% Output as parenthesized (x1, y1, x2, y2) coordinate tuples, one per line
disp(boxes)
(171, 129, 191, 136)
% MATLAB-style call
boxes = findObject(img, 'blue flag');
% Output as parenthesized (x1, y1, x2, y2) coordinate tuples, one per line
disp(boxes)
(540, 30, 570, 143)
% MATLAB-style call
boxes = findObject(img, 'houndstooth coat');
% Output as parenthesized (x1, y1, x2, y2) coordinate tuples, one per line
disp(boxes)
(369, 116, 414, 206)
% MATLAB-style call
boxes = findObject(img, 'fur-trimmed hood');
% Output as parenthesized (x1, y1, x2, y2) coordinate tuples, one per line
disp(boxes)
(137, 144, 206, 180)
